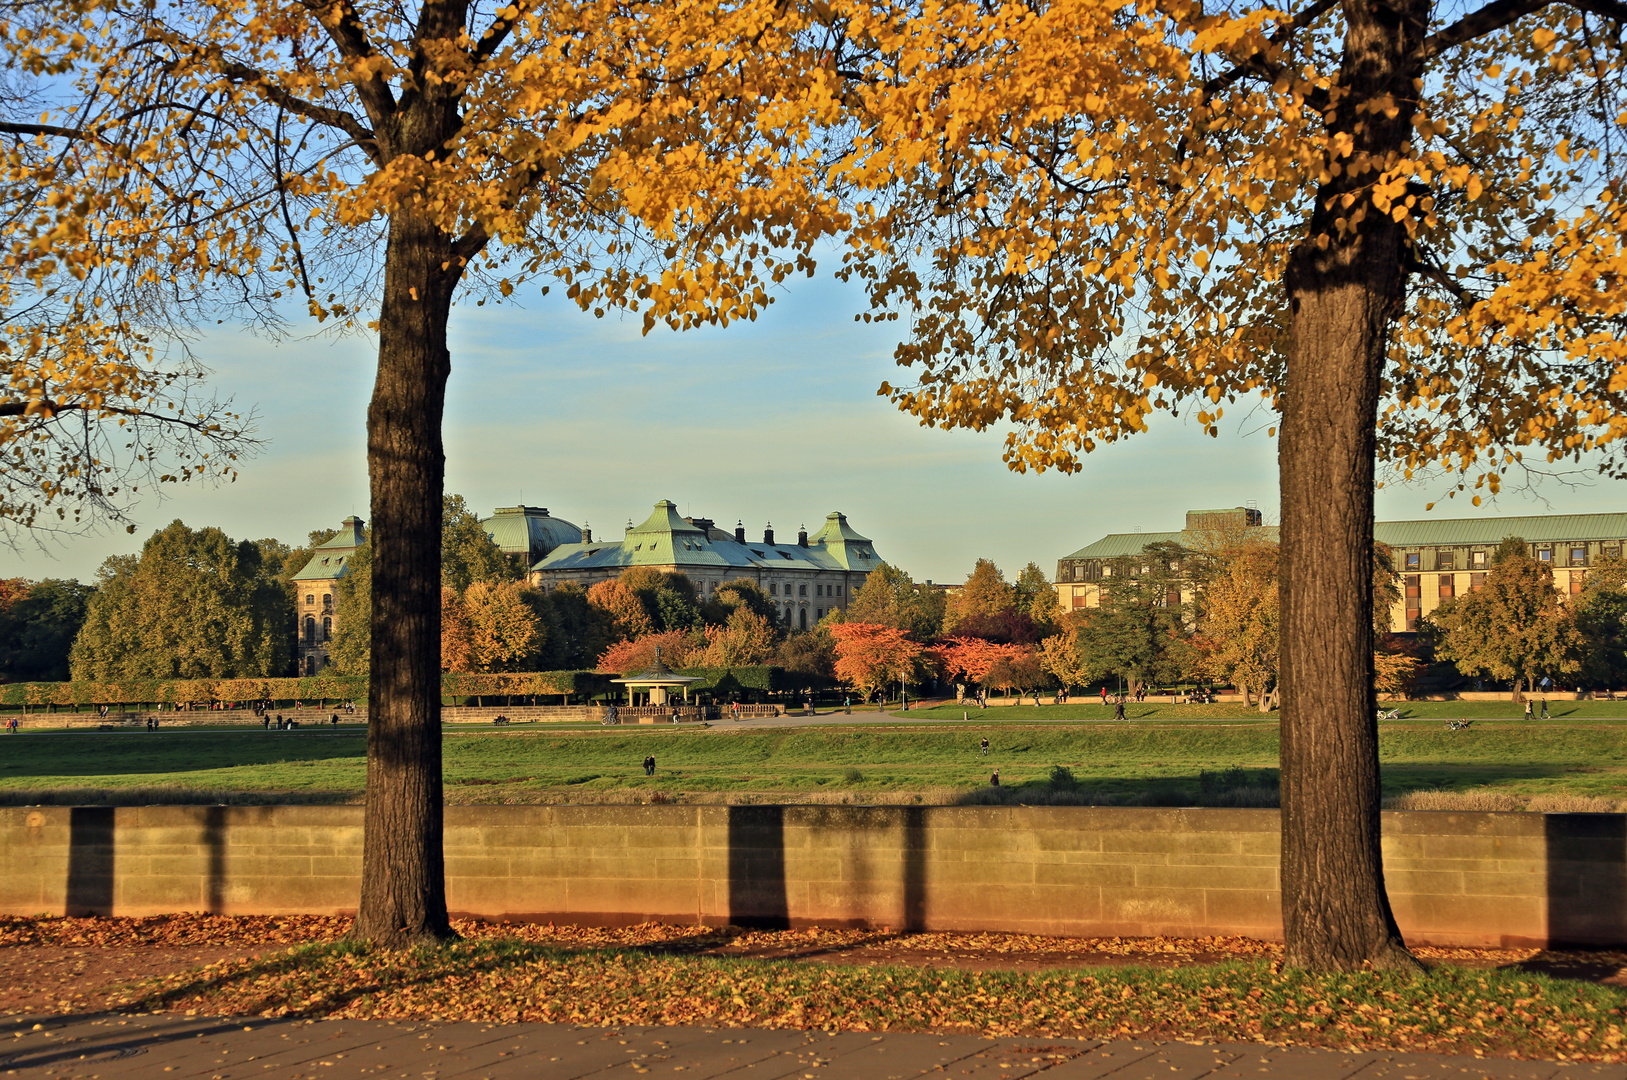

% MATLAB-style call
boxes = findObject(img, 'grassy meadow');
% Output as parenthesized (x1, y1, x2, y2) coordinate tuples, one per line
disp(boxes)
(2, 708, 1625, 807)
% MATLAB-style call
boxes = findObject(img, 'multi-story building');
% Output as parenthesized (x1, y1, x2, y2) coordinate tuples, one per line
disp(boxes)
(479, 505, 583, 567)
(291, 515, 366, 675)
(529, 499, 883, 630)
(1056, 507, 1627, 633)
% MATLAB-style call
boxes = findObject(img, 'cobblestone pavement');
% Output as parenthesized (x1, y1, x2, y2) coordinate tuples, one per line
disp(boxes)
(4, 1013, 1626, 1080)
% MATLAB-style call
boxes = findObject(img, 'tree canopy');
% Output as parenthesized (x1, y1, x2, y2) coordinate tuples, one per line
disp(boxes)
(1429, 541, 1584, 697)
(69, 520, 289, 680)
(0, 578, 95, 682)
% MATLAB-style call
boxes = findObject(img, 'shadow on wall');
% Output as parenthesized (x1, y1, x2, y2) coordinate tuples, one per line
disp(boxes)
(727, 805, 787, 928)
(1548, 813, 1627, 946)
(726, 805, 930, 931)
(65, 806, 114, 916)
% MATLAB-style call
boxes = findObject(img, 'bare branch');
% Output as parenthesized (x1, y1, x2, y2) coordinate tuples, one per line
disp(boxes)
(1413, 0, 1553, 64)
(214, 59, 380, 163)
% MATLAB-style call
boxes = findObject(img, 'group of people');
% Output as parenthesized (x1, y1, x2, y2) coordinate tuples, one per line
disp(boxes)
(642, 755, 657, 776)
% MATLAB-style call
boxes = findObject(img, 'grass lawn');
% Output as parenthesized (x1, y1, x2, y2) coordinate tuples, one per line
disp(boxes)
(2, 715, 1625, 806)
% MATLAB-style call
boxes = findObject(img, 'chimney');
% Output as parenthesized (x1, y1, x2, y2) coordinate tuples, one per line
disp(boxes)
(734, 521, 746, 544)
(582, 523, 592, 543)
(797, 525, 809, 547)
(764, 523, 775, 545)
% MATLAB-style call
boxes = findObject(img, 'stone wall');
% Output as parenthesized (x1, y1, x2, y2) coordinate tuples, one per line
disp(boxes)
(2, 805, 1621, 948)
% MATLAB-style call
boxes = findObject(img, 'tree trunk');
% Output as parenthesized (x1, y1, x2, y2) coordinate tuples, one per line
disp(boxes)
(1278, 0, 1428, 972)
(355, 206, 460, 946)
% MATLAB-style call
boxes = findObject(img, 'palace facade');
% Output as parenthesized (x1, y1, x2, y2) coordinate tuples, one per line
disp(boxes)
(291, 515, 366, 676)
(1056, 506, 1627, 633)
(529, 499, 883, 630)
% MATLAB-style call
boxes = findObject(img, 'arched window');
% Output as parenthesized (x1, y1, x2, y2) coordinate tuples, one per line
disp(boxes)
(305, 594, 315, 606)
(799, 608, 807, 630)
(322, 593, 332, 608)
(304, 655, 317, 676)
(798, 584, 807, 597)
(322, 617, 332, 641)
(304, 616, 316, 644)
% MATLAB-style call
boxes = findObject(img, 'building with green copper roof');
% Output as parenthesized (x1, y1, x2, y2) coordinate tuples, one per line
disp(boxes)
(479, 505, 582, 566)
(531, 500, 883, 631)
(291, 515, 366, 675)
(1057, 506, 1627, 633)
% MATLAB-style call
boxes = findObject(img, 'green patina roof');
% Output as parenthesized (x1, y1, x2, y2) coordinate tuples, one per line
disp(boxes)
(533, 500, 882, 576)
(292, 516, 366, 582)
(481, 505, 582, 562)
(1060, 511, 1627, 562)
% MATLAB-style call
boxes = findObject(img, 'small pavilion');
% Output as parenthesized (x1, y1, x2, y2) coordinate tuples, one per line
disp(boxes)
(611, 648, 700, 706)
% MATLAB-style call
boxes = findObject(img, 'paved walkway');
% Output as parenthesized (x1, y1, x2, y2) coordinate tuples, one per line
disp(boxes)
(4, 1013, 1625, 1080)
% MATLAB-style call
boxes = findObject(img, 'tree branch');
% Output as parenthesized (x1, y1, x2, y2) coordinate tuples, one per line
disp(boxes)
(1412, 0, 1553, 64)
(471, 0, 530, 67)
(298, 0, 398, 126)
(1201, 0, 1341, 99)
(0, 398, 219, 433)
(0, 121, 100, 143)
(213, 59, 380, 163)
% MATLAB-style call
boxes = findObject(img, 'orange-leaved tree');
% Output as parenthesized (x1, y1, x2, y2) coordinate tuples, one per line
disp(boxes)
(829, 0, 1627, 969)
(2, 0, 843, 942)
(829, 622, 926, 701)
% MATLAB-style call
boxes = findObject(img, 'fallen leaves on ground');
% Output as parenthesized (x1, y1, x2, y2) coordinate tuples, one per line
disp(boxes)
(7, 916, 1627, 1060)
(107, 939, 1627, 1062)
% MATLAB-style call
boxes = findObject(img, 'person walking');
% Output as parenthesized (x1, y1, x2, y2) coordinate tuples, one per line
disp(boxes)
(1114, 697, 1126, 721)
(980, 736, 989, 756)
(647, 755, 657, 776)
(1100, 686, 1108, 705)
(1524, 699, 1533, 720)
(670, 706, 680, 724)
(1541, 697, 1550, 719)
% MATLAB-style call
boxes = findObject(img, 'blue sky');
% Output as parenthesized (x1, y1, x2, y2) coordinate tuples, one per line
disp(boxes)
(3, 271, 1623, 586)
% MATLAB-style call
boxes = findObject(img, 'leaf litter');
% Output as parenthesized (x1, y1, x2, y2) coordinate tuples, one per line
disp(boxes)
(5, 915, 1627, 1061)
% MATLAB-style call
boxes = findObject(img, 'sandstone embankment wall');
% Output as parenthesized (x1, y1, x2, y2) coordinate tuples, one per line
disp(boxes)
(1, 805, 1620, 948)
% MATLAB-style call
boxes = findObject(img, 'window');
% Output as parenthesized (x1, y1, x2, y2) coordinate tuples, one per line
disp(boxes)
(322, 593, 332, 607)
(1538, 548, 1552, 562)
(1572, 571, 1587, 595)
(1165, 588, 1181, 607)
(799, 609, 807, 630)
(304, 617, 316, 644)
(799, 584, 807, 596)
(817, 608, 824, 620)
(1438, 575, 1454, 599)
(816, 584, 823, 597)
(1436, 550, 1454, 571)
(1101, 565, 1112, 577)
(1404, 575, 1420, 599)
(769, 583, 778, 595)
(1404, 552, 1420, 571)
(322, 617, 332, 641)
(1471, 572, 1486, 590)
(1607, 544, 1622, 559)
(1472, 550, 1487, 568)
(835, 586, 842, 596)
(306, 594, 315, 606)
(1571, 546, 1588, 566)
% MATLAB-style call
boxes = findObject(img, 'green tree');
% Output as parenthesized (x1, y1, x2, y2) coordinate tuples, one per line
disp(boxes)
(69, 521, 288, 679)
(703, 578, 780, 628)
(1196, 544, 1281, 711)
(1077, 542, 1193, 697)
(442, 495, 509, 595)
(1578, 555, 1627, 688)
(1430, 542, 1583, 700)
(328, 546, 373, 678)
(842, 562, 945, 640)
(526, 583, 598, 670)
(0, 578, 95, 682)
(1015, 562, 1062, 636)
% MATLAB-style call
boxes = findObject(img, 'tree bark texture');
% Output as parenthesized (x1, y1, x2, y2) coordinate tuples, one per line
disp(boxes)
(1278, 0, 1429, 972)
(356, 207, 460, 945)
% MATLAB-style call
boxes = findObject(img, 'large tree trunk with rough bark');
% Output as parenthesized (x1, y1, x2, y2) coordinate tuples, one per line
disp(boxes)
(1277, 0, 1428, 972)
(355, 205, 461, 946)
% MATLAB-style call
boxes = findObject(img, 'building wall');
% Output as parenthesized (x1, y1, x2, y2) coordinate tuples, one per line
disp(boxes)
(293, 578, 339, 675)
(5, 804, 1623, 948)
(532, 564, 868, 631)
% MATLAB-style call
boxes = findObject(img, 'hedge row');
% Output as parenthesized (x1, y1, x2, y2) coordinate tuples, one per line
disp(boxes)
(0, 670, 609, 709)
